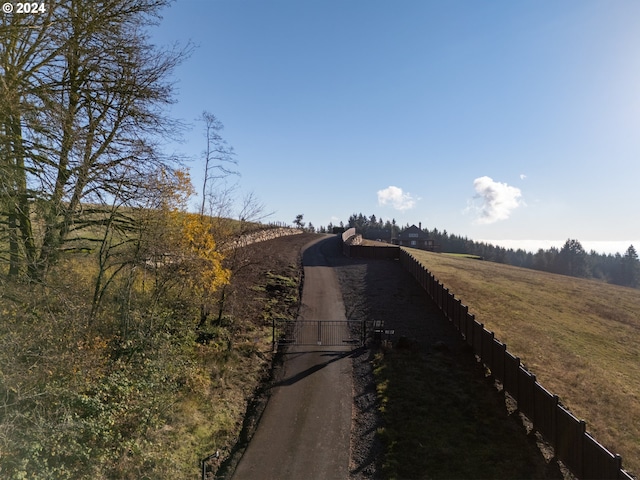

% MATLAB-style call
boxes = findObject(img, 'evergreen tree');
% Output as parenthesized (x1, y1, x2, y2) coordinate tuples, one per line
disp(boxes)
(332, 213, 639, 289)
(293, 214, 305, 229)
(617, 245, 640, 287)
(557, 239, 589, 277)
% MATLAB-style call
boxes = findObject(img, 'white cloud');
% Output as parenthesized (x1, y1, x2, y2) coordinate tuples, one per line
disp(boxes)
(470, 176, 522, 224)
(520, 174, 527, 180)
(377, 185, 417, 211)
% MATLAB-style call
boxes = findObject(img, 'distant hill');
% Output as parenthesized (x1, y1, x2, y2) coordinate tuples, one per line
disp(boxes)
(330, 212, 639, 289)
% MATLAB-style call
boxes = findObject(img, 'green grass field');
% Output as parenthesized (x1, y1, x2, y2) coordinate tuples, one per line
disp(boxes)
(405, 247, 640, 476)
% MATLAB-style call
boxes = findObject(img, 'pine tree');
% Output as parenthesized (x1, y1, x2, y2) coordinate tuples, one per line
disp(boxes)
(557, 239, 589, 277)
(619, 245, 640, 287)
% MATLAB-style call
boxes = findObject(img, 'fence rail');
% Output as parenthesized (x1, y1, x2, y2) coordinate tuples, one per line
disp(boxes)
(397, 248, 632, 480)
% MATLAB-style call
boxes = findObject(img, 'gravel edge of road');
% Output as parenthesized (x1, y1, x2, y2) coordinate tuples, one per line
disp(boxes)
(349, 345, 384, 480)
(331, 256, 384, 480)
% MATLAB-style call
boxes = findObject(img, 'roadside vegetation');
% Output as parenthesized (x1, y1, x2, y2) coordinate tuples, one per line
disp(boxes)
(0, 2, 313, 477)
(406, 248, 640, 476)
(0, 219, 311, 478)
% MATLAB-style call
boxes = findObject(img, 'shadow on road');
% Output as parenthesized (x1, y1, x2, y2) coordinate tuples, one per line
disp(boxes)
(301, 235, 342, 267)
(273, 347, 365, 387)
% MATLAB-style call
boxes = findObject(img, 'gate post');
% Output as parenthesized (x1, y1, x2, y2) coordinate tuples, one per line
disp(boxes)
(362, 320, 366, 346)
(272, 318, 276, 352)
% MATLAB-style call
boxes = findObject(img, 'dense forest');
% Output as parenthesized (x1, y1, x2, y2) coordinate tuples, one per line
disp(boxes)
(316, 213, 640, 289)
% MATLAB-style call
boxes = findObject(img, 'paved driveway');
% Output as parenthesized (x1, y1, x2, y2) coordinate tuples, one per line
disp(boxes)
(231, 236, 353, 480)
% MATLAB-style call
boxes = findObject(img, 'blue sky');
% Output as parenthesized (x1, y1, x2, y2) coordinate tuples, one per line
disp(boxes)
(150, 0, 640, 254)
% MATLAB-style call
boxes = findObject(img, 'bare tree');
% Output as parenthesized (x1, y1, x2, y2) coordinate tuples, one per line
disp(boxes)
(212, 192, 270, 327)
(0, 0, 191, 280)
(1, 5, 61, 276)
(197, 110, 238, 216)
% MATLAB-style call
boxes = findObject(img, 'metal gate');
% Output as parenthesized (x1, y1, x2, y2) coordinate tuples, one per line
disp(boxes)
(273, 319, 365, 348)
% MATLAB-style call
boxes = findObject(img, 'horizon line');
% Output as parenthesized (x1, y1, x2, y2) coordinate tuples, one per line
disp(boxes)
(478, 239, 639, 256)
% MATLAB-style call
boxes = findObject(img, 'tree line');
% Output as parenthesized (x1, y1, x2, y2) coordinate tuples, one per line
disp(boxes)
(324, 213, 640, 289)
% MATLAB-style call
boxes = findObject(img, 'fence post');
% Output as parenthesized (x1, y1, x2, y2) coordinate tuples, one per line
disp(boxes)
(482, 329, 494, 370)
(444, 287, 449, 314)
(579, 419, 586, 477)
(448, 292, 455, 321)
(442, 288, 447, 316)
(362, 320, 366, 346)
(492, 339, 506, 383)
(272, 318, 276, 352)
(503, 351, 520, 402)
(552, 394, 559, 452)
(615, 455, 623, 479)
(465, 313, 475, 347)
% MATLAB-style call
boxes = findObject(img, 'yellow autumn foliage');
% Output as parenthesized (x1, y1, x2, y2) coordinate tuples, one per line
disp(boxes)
(181, 213, 230, 293)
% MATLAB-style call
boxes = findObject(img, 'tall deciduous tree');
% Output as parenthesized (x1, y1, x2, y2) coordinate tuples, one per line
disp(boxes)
(1, 6, 59, 275)
(0, 0, 189, 280)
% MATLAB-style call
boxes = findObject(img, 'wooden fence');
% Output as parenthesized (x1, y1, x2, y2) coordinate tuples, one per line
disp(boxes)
(345, 244, 400, 260)
(398, 248, 633, 480)
(342, 229, 401, 260)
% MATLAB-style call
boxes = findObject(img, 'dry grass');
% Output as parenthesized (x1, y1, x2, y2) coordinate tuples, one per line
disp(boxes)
(361, 239, 397, 247)
(405, 248, 640, 476)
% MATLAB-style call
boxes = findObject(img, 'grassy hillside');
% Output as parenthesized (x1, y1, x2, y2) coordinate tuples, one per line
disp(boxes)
(406, 248, 640, 476)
